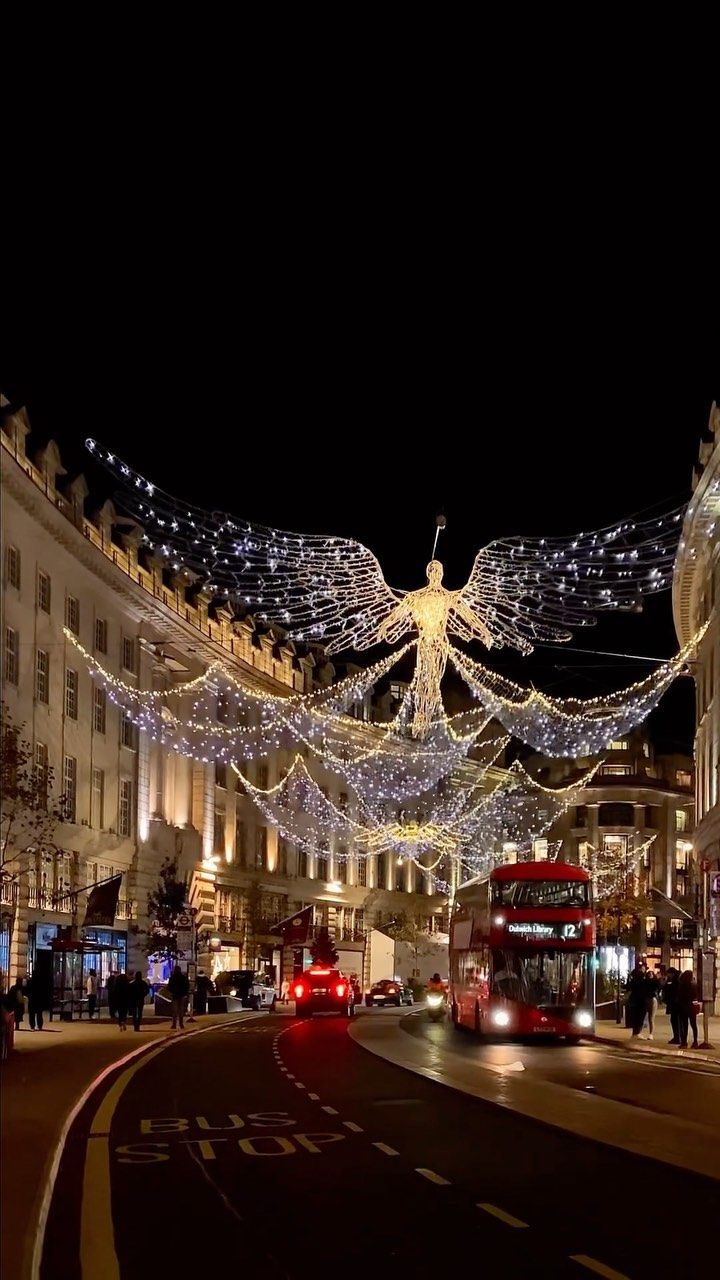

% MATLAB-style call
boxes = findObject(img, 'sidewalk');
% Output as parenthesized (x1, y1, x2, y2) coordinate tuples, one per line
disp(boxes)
(1, 1012, 253, 1280)
(593, 1012, 720, 1065)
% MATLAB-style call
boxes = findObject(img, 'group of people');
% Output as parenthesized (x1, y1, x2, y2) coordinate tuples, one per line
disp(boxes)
(101, 969, 150, 1031)
(1, 972, 48, 1032)
(625, 964, 702, 1048)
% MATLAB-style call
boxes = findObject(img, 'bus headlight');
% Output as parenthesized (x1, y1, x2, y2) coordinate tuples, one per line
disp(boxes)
(491, 1009, 511, 1027)
(574, 1010, 593, 1029)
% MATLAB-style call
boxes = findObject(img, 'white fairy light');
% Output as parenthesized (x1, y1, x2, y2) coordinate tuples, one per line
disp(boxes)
(86, 439, 686, 740)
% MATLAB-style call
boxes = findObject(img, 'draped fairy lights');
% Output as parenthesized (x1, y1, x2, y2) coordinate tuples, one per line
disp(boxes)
(64, 629, 500, 802)
(232, 755, 597, 883)
(87, 438, 685, 740)
(449, 624, 707, 757)
(577, 833, 658, 897)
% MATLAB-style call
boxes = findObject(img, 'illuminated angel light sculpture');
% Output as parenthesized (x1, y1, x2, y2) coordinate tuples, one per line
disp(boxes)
(86, 440, 684, 738)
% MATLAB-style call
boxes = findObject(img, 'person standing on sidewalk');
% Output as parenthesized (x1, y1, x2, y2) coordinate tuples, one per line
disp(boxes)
(86, 969, 98, 1020)
(642, 969, 661, 1040)
(129, 971, 149, 1032)
(26, 972, 46, 1031)
(626, 964, 647, 1038)
(677, 969, 701, 1048)
(662, 967, 681, 1044)
(114, 970, 130, 1031)
(8, 976, 25, 1031)
(107, 969, 117, 1022)
(168, 964, 189, 1030)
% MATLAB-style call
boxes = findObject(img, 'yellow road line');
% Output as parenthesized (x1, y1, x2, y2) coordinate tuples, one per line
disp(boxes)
(570, 1254, 631, 1280)
(477, 1202, 529, 1228)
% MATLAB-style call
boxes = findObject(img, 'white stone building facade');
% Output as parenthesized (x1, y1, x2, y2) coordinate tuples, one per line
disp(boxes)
(1, 402, 473, 1001)
(673, 402, 720, 1012)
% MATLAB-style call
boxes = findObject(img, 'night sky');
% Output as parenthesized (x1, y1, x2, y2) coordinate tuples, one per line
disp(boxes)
(2, 248, 717, 754)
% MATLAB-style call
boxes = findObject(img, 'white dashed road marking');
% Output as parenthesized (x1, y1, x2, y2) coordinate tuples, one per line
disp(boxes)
(321, 1106, 338, 1115)
(308, 1093, 320, 1101)
(477, 1203, 529, 1228)
(343, 1122, 363, 1133)
(416, 1168, 450, 1186)
(295, 1082, 306, 1089)
(373, 1143, 399, 1156)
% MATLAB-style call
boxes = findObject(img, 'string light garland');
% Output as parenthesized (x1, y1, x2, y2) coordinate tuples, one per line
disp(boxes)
(86, 439, 686, 740)
(448, 624, 707, 756)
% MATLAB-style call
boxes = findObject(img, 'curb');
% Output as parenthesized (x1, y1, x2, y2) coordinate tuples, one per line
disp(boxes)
(591, 1032, 719, 1066)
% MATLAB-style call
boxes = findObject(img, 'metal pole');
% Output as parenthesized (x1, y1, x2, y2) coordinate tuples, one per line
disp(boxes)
(615, 907, 622, 1024)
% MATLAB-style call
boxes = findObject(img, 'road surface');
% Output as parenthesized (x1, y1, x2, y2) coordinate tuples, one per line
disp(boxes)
(38, 1007, 720, 1280)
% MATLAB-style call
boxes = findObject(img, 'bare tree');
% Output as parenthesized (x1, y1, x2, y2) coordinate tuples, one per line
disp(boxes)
(1, 707, 68, 888)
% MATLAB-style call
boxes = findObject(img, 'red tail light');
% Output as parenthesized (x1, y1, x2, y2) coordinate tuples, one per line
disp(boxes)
(335, 982, 346, 998)
(293, 983, 306, 1000)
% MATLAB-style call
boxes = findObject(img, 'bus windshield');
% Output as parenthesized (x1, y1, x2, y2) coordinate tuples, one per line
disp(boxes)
(491, 949, 589, 1007)
(492, 879, 589, 909)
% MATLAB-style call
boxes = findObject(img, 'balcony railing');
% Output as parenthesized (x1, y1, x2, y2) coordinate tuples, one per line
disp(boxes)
(1, 879, 18, 908)
(27, 888, 136, 920)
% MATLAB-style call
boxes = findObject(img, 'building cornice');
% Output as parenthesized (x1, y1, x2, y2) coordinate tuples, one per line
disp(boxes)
(673, 405, 720, 646)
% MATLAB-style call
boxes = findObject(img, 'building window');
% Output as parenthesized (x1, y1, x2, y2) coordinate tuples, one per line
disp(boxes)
(35, 649, 49, 703)
(65, 595, 80, 635)
(575, 805, 588, 828)
(120, 711, 136, 750)
(642, 742, 650, 758)
(214, 807, 225, 853)
(609, 740, 628, 750)
(395, 860, 405, 892)
(603, 834, 628, 861)
(377, 853, 387, 889)
(255, 827, 267, 871)
(37, 570, 51, 613)
(217, 692, 230, 723)
(533, 838, 548, 861)
(4, 627, 19, 685)
(336, 850, 348, 883)
(676, 771, 692, 788)
(357, 857, 367, 887)
(338, 792, 348, 812)
(256, 763, 268, 790)
(316, 848, 328, 881)
(601, 765, 631, 777)
(675, 809, 688, 832)
(235, 819, 246, 867)
(355, 908, 364, 938)
(95, 617, 108, 654)
(119, 779, 132, 837)
(35, 742, 48, 801)
(297, 849, 308, 878)
(215, 763, 227, 789)
(65, 669, 78, 720)
(63, 755, 77, 822)
(91, 767, 104, 828)
(6, 544, 20, 589)
(122, 636, 136, 674)
(93, 685, 106, 734)
(390, 682, 406, 702)
(278, 839, 288, 876)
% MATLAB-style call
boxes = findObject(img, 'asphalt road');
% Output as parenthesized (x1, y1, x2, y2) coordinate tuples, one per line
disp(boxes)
(40, 1009, 720, 1280)
(402, 1011, 720, 1125)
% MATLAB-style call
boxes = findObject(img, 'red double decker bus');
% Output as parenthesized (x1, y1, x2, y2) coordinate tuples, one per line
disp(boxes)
(449, 862, 596, 1041)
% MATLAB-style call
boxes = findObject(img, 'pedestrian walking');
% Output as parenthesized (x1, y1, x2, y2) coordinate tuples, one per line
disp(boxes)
(129, 971, 149, 1032)
(107, 969, 117, 1022)
(26, 971, 46, 1031)
(86, 969, 98, 1020)
(625, 964, 647, 1038)
(114, 971, 130, 1031)
(642, 969, 661, 1040)
(168, 963, 190, 1030)
(280, 977, 290, 1004)
(677, 969, 701, 1048)
(8, 975, 25, 1031)
(662, 967, 681, 1043)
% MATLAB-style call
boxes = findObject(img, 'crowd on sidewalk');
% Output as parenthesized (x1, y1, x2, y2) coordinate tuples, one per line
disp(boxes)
(0, 962, 196, 1059)
(624, 963, 703, 1048)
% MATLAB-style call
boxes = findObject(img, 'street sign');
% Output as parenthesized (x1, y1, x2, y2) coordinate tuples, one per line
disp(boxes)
(176, 926, 194, 959)
(177, 914, 192, 929)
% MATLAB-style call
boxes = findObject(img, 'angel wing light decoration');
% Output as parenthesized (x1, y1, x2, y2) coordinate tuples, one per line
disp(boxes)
(86, 440, 684, 738)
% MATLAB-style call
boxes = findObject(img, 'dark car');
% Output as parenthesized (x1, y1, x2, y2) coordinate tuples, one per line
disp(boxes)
(293, 967, 356, 1018)
(365, 979, 412, 1007)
